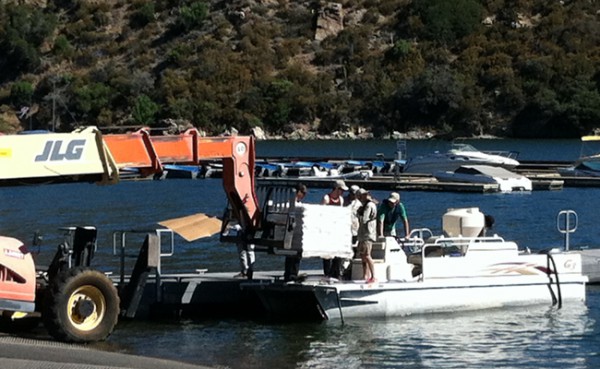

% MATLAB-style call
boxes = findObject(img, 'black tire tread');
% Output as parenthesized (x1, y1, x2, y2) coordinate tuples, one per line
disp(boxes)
(42, 266, 119, 343)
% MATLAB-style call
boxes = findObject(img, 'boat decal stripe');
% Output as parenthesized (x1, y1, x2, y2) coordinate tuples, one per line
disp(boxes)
(328, 281, 584, 296)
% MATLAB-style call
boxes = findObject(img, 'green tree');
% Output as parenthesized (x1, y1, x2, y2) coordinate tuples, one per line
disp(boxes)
(561, 81, 600, 133)
(388, 39, 412, 60)
(130, 2, 155, 29)
(74, 82, 113, 117)
(262, 80, 293, 132)
(412, 0, 483, 44)
(132, 94, 160, 125)
(53, 35, 75, 60)
(0, 5, 57, 75)
(10, 81, 34, 107)
(177, 1, 208, 32)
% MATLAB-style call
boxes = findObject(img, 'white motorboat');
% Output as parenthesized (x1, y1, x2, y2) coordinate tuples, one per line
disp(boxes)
(558, 136, 600, 177)
(246, 208, 587, 321)
(402, 143, 520, 174)
(434, 165, 532, 192)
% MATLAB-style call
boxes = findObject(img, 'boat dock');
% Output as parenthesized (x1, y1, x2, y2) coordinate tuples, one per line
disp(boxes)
(258, 175, 501, 193)
(118, 269, 323, 320)
(257, 172, 565, 193)
(250, 157, 600, 192)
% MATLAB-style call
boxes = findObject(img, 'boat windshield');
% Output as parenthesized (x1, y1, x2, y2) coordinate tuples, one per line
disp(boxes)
(579, 137, 600, 160)
(449, 143, 479, 153)
(581, 160, 600, 171)
(450, 143, 519, 160)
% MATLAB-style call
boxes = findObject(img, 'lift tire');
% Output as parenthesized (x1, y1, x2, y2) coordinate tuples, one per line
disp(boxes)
(42, 267, 119, 343)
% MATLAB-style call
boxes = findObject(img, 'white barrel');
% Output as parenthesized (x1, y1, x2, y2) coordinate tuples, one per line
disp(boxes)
(442, 207, 485, 237)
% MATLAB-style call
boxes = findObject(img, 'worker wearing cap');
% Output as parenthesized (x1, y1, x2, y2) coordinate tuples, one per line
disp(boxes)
(322, 179, 348, 206)
(357, 188, 378, 282)
(346, 185, 361, 244)
(321, 179, 348, 279)
(377, 192, 410, 238)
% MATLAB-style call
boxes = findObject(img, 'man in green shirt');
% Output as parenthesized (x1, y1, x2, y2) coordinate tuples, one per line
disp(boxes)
(377, 192, 410, 238)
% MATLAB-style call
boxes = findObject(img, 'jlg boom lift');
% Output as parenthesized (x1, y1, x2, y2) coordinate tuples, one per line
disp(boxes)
(0, 128, 297, 342)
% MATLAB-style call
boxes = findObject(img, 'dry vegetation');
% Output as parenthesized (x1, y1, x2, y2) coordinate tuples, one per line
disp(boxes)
(0, 0, 599, 138)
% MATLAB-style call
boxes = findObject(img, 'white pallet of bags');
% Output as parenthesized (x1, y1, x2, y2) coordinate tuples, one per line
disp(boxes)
(292, 203, 353, 259)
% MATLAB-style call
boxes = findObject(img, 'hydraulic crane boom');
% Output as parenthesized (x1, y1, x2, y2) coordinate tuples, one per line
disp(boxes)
(103, 129, 295, 250)
(196, 136, 261, 233)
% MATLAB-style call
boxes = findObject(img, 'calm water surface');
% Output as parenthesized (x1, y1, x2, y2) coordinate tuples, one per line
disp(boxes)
(1, 139, 599, 368)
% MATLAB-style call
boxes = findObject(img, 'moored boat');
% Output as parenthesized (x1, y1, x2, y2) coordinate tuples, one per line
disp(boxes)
(558, 136, 600, 177)
(403, 143, 520, 174)
(434, 165, 532, 192)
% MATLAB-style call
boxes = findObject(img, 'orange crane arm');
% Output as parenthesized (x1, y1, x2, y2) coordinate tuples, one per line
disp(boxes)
(196, 136, 261, 231)
(103, 129, 162, 176)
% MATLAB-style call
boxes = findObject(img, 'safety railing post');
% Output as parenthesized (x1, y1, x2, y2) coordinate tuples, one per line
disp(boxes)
(557, 210, 577, 251)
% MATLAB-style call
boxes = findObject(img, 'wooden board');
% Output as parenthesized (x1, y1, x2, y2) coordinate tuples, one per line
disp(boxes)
(158, 213, 222, 242)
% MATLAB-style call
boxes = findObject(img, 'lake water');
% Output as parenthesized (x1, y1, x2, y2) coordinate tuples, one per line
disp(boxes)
(1, 139, 599, 368)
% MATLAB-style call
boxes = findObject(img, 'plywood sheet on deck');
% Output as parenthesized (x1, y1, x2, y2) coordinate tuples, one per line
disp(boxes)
(159, 213, 222, 242)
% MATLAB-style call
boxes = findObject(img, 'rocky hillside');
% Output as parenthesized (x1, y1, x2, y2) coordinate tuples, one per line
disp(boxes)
(0, 0, 599, 138)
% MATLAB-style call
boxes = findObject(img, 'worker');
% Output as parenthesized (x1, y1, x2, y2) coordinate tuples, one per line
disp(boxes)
(338, 184, 362, 279)
(321, 179, 348, 279)
(235, 242, 254, 279)
(233, 224, 254, 279)
(348, 185, 361, 245)
(294, 183, 307, 203)
(377, 192, 410, 238)
(322, 179, 348, 206)
(480, 214, 495, 236)
(357, 188, 378, 283)
(345, 184, 360, 207)
(284, 183, 307, 282)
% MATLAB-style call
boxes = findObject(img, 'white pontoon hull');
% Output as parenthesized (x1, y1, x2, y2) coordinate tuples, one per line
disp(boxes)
(314, 275, 586, 320)
(247, 208, 588, 322)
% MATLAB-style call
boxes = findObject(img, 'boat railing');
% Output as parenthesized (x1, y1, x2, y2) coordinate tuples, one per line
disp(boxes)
(112, 228, 175, 285)
(112, 228, 183, 317)
(418, 235, 508, 264)
(399, 228, 432, 253)
(557, 209, 577, 251)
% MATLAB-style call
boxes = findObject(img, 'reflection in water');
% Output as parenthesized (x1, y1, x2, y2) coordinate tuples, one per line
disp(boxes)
(293, 302, 597, 369)
(100, 296, 598, 369)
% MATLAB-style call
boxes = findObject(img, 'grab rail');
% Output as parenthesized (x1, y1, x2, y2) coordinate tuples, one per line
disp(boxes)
(557, 210, 577, 251)
(546, 254, 562, 309)
(321, 286, 345, 325)
(112, 228, 175, 284)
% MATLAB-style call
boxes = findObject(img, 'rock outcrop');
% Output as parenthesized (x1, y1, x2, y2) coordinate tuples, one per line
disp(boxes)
(315, 2, 344, 41)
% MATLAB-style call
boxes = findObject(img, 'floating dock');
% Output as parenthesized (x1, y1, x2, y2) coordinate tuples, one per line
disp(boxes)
(257, 173, 564, 193)
(118, 269, 319, 320)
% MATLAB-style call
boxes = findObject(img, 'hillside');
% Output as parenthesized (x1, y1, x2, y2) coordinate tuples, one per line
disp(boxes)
(0, 0, 599, 138)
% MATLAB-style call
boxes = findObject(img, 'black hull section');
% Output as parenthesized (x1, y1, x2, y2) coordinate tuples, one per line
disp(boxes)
(248, 284, 327, 321)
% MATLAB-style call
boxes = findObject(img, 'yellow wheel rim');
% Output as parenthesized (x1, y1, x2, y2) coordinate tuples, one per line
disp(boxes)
(66, 285, 106, 331)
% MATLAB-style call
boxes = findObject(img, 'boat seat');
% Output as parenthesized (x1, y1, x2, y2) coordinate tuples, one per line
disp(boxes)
(350, 237, 415, 281)
(371, 241, 386, 261)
